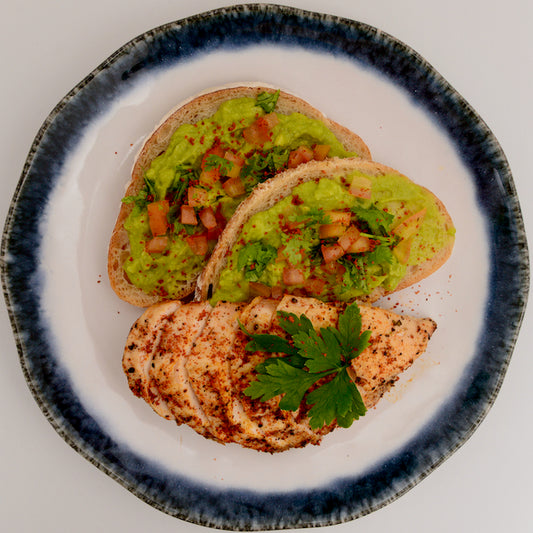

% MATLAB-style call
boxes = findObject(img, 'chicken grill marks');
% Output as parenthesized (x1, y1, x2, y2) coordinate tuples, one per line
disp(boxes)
(122, 295, 437, 453)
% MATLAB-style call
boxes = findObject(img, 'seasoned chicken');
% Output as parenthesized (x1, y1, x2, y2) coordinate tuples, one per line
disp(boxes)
(122, 295, 437, 452)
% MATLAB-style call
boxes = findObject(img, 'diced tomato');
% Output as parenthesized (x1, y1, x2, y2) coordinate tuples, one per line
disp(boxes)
(201, 144, 225, 169)
(393, 237, 412, 265)
(321, 243, 345, 263)
(320, 260, 346, 276)
(199, 167, 221, 186)
(271, 285, 284, 299)
(187, 186, 208, 207)
(319, 223, 347, 239)
(214, 204, 227, 228)
(325, 210, 351, 226)
(199, 144, 226, 185)
(338, 225, 361, 251)
(248, 281, 272, 298)
(185, 234, 208, 256)
(222, 176, 246, 198)
(206, 226, 222, 241)
(349, 175, 372, 199)
(198, 206, 217, 229)
(282, 267, 305, 286)
(180, 205, 198, 225)
(242, 113, 279, 146)
(145, 235, 168, 254)
(312, 144, 331, 161)
(344, 235, 372, 254)
(147, 200, 169, 237)
(303, 277, 325, 295)
(288, 145, 314, 168)
(224, 150, 245, 178)
(392, 208, 427, 239)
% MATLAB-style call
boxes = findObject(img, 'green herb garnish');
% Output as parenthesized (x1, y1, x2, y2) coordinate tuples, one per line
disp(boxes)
(242, 302, 371, 429)
(237, 241, 277, 282)
(256, 90, 280, 113)
(203, 154, 234, 176)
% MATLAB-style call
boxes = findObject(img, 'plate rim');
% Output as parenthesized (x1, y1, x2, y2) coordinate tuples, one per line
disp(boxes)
(1, 3, 529, 530)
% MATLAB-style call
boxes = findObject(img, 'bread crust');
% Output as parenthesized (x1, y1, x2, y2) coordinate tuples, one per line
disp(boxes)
(108, 84, 372, 307)
(195, 158, 455, 302)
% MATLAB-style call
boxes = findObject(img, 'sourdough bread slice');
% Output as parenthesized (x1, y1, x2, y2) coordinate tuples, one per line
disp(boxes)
(108, 84, 372, 307)
(195, 158, 455, 303)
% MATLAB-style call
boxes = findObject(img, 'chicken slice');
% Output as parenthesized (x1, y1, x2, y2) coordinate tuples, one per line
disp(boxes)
(122, 301, 182, 420)
(229, 297, 318, 452)
(150, 301, 212, 437)
(354, 305, 437, 408)
(185, 301, 246, 443)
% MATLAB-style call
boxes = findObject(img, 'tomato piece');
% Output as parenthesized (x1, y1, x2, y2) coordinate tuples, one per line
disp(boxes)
(180, 205, 198, 225)
(222, 177, 246, 197)
(271, 285, 284, 300)
(224, 151, 245, 178)
(321, 243, 345, 263)
(312, 144, 331, 161)
(338, 225, 361, 251)
(282, 267, 305, 286)
(325, 210, 351, 226)
(201, 144, 225, 169)
(147, 200, 169, 237)
(199, 168, 220, 186)
(214, 204, 227, 228)
(344, 235, 372, 254)
(288, 145, 314, 168)
(145, 235, 168, 254)
(392, 208, 427, 239)
(198, 206, 217, 229)
(185, 234, 208, 256)
(199, 144, 226, 185)
(349, 175, 372, 199)
(187, 186, 208, 207)
(393, 237, 412, 265)
(242, 113, 279, 146)
(319, 223, 346, 239)
(303, 277, 325, 295)
(206, 226, 222, 241)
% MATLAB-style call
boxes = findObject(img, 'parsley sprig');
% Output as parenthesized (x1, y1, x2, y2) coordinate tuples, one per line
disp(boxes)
(241, 302, 371, 429)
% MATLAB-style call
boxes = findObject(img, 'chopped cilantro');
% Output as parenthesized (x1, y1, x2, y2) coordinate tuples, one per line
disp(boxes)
(237, 241, 277, 282)
(351, 205, 394, 236)
(256, 90, 280, 113)
(241, 147, 290, 186)
(203, 154, 234, 176)
(242, 302, 370, 429)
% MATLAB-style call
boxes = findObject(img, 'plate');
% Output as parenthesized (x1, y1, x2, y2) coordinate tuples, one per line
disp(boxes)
(1, 4, 529, 530)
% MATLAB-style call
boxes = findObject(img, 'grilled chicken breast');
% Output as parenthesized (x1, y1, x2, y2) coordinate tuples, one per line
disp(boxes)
(122, 295, 437, 452)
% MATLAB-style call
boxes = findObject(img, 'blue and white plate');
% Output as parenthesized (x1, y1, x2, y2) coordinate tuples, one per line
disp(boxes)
(1, 4, 529, 531)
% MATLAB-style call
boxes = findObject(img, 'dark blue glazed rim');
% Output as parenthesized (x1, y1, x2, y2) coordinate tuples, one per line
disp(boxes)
(1, 4, 529, 530)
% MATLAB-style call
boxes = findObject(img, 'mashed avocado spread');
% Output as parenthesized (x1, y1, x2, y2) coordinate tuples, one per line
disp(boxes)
(211, 173, 455, 304)
(122, 91, 358, 298)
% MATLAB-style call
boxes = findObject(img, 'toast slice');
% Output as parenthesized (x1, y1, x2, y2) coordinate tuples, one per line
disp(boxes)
(196, 158, 455, 304)
(108, 84, 371, 307)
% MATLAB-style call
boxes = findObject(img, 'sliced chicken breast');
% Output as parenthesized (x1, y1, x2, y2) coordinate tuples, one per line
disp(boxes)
(150, 301, 212, 437)
(123, 295, 437, 452)
(122, 301, 181, 419)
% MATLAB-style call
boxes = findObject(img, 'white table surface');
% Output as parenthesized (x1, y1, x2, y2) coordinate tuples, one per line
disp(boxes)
(2, 1, 532, 532)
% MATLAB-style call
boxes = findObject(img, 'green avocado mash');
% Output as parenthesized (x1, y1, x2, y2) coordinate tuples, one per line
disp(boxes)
(211, 173, 455, 304)
(121, 91, 358, 299)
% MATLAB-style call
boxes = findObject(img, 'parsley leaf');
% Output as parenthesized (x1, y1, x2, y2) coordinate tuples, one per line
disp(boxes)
(242, 302, 370, 429)
(237, 241, 277, 282)
(256, 90, 280, 113)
